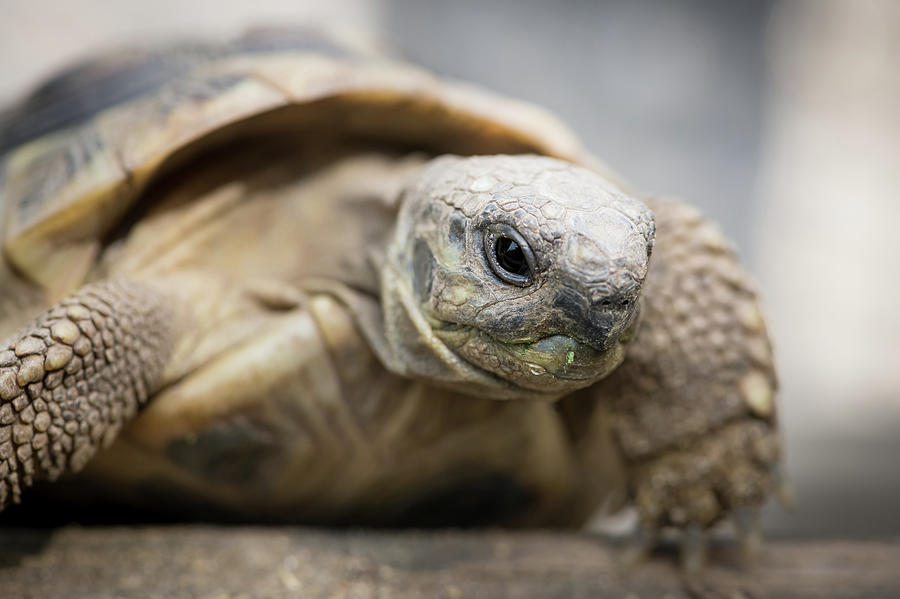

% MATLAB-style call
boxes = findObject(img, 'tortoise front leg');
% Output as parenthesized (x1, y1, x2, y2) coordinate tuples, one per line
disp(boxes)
(0, 280, 175, 510)
(560, 199, 781, 569)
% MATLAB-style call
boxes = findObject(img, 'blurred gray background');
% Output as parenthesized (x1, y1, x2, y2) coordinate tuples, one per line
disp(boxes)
(0, 0, 898, 537)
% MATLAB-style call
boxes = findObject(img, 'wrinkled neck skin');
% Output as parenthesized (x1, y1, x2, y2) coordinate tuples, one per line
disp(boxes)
(361, 155, 654, 402)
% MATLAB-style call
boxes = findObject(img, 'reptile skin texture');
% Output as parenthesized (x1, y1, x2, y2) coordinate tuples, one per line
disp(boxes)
(0, 280, 173, 509)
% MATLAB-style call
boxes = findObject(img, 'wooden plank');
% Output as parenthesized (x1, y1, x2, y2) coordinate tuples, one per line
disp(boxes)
(1, 527, 898, 598)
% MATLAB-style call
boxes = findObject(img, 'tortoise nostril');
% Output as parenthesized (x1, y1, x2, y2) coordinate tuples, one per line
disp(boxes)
(592, 295, 632, 311)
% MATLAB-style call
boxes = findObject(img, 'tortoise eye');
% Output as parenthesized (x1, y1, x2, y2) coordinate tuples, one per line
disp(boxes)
(483, 225, 534, 286)
(495, 237, 529, 277)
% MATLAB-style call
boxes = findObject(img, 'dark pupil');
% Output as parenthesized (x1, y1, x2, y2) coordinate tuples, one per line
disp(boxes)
(495, 237, 529, 276)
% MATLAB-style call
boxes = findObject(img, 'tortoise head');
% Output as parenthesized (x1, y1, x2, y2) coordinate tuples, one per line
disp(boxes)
(381, 155, 655, 400)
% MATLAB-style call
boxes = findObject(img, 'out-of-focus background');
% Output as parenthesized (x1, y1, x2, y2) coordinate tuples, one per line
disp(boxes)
(0, 0, 897, 537)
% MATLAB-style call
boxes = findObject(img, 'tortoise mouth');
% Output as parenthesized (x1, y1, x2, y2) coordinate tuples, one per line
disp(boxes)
(431, 319, 621, 390)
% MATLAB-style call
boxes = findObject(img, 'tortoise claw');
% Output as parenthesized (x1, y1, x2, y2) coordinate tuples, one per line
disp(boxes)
(733, 506, 764, 562)
(772, 464, 796, 511)
(679, 524, 708, 576)
(616, 524, 657, 573)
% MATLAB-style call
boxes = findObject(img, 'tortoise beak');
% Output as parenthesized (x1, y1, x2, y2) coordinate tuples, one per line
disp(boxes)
(515, 335, 611, 381)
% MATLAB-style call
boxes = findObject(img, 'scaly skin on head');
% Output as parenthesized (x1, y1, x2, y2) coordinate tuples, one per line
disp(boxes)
(380, 155, 655, 400)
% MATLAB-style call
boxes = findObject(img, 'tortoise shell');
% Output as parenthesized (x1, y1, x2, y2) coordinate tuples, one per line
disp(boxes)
(1, 28, 597, 301)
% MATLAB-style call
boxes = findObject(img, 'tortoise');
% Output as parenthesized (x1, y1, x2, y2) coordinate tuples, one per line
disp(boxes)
(0, 28, 779, 560)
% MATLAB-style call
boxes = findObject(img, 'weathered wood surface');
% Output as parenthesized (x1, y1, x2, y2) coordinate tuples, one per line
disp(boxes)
(0, 527, 898, 598)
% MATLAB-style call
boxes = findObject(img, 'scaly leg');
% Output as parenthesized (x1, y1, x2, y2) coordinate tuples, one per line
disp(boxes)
(560, 198, 781, 568)
(0, 280, 175, 510)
